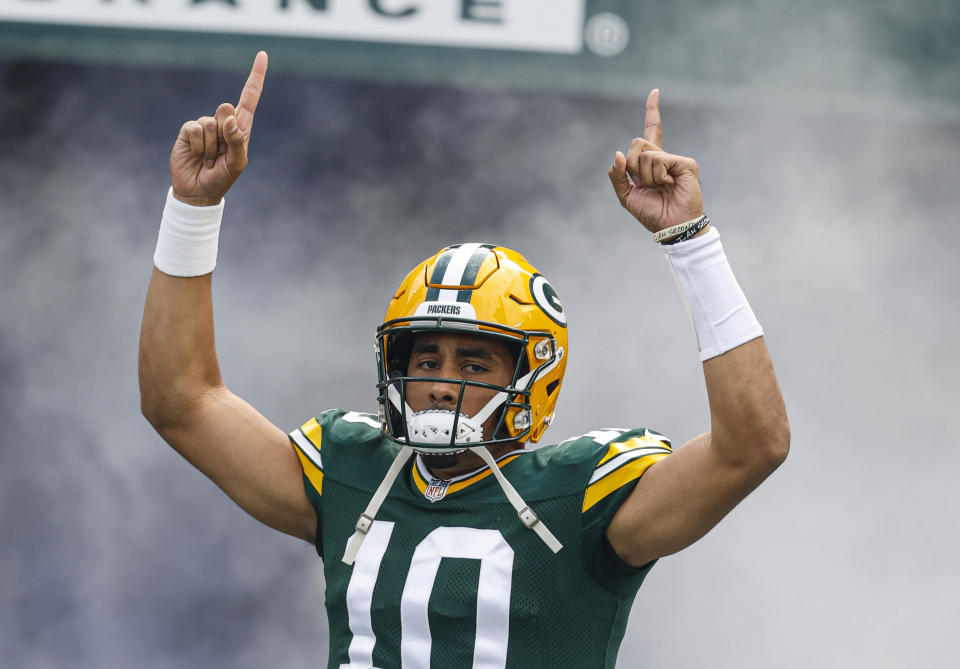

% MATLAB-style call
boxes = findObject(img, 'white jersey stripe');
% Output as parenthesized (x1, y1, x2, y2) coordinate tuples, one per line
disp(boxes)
(644, 429, 672, 446)
(588, 446, 670, 485)
(290, 429, 323, 471)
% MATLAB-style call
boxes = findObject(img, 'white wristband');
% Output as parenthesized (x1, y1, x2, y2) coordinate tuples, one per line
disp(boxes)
(663, 227, 763, 361)
(153, 187, 224, 277)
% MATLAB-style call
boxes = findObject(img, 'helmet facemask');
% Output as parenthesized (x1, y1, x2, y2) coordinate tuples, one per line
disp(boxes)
(376, 317, 554, 454)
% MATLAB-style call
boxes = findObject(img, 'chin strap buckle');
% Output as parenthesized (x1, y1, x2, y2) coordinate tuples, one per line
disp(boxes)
(468, 446, 563, 554)
(354, 514, 374, 535)
(517, 506, 540, 529)
(342, 446, 415, 565)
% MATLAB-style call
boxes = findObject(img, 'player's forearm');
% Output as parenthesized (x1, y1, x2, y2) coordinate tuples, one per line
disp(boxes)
(660, 226, 789, 472)
(702, 337, 789, 473)
(139, 268, 224, 430)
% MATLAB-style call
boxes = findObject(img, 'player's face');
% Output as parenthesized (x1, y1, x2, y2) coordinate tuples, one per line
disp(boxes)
(405, 332, 516, 440)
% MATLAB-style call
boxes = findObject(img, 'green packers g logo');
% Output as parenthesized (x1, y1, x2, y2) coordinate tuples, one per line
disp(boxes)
(529, 274, 566, 327)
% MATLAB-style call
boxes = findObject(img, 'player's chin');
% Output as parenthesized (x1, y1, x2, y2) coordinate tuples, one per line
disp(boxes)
(419, 452, 466, 470)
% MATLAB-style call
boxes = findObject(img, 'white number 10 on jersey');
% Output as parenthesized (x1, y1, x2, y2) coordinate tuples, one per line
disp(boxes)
(342, 522, 515, 669)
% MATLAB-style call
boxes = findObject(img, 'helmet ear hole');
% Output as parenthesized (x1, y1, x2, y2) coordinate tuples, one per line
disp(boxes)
(511, 342, 528, 379)
(387, 403, 406, 440)
(546, 380, 559, 396)
(387, 332, 414, 377)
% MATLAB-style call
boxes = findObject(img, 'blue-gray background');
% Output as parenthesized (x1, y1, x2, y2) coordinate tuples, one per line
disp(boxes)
(2, 4, 959, 668)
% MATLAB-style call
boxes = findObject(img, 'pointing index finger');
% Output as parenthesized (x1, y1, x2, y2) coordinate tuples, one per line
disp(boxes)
(644, 88, 663, 149)
(235, 51, 268, 137)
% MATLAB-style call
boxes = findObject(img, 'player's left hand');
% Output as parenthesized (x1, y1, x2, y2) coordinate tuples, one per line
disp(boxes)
(608, 89, 704, 233)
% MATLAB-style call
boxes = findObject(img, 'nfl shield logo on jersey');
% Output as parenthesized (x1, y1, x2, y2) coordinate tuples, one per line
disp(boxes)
(424, 478, 450, 502)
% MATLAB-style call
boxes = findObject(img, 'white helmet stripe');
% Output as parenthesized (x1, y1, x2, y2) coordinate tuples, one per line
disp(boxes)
(435, 242, 484, 302)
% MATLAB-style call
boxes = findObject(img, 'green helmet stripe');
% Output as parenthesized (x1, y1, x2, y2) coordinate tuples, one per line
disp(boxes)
(456, 243, 496, 302)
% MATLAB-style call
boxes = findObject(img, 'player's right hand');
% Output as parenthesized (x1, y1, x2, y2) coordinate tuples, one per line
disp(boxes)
(607, 89, 704, 234)
(169, 51, 268, 206)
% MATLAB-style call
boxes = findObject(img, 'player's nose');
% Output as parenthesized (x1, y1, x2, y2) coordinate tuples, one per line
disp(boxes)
(428, 360, 461, 408)
(429, 379, 459, 408)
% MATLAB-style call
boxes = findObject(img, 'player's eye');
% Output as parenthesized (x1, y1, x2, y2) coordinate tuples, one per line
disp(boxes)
(463, 363, 488, 374)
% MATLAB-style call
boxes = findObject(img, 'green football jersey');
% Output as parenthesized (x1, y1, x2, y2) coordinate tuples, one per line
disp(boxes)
(288, 410, 672, 669)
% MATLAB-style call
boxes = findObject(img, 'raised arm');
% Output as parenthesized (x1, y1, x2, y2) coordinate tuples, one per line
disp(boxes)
(139, 52, 316, 543)
(605, 90, 789, 567)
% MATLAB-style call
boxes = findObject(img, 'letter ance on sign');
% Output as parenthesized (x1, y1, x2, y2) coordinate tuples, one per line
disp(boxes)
(0, 0, 584, 53)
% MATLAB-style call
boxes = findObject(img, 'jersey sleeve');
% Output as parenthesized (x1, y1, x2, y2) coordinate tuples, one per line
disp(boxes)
(288, 409, 387, 558)
(289, 416, 326, 556)
(577, 428, 673, 597)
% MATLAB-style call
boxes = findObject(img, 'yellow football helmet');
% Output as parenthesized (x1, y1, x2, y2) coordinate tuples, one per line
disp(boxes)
(376, 242, 568, 453)
(344, 242, 570, 564)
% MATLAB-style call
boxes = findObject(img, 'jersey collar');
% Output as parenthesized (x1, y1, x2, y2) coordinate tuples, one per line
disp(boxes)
(411, 449, 526, 502)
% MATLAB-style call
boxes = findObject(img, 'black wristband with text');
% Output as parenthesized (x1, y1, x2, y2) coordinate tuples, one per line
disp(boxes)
(656, 213, 710, 245)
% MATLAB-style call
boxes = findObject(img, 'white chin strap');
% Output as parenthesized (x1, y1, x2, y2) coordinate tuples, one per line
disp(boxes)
(469, 446, 562, 554)
(342, 445, 414, 565)
(342, 441, 563, 565)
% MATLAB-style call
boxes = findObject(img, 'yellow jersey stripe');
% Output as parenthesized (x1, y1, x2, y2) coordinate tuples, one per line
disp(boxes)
(582, 453, 669, 512)
(290, 418, 324, 496)
(412, 462, 428, 495)
(301, 417, 322, 449)
(293, 448, 324, 496)
(598, 435, 672, 466)
(590, 446, 671, 484)
(447, 455, 522, 493)
(412, 454, 523, 496)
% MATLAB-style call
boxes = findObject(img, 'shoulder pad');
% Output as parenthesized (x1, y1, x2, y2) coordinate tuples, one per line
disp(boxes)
(291, 410, 403, 493)
(317, 410, 383, 442)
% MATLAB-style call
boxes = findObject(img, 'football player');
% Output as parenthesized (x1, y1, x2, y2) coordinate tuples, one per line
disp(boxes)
(140, 51, 789, 668)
